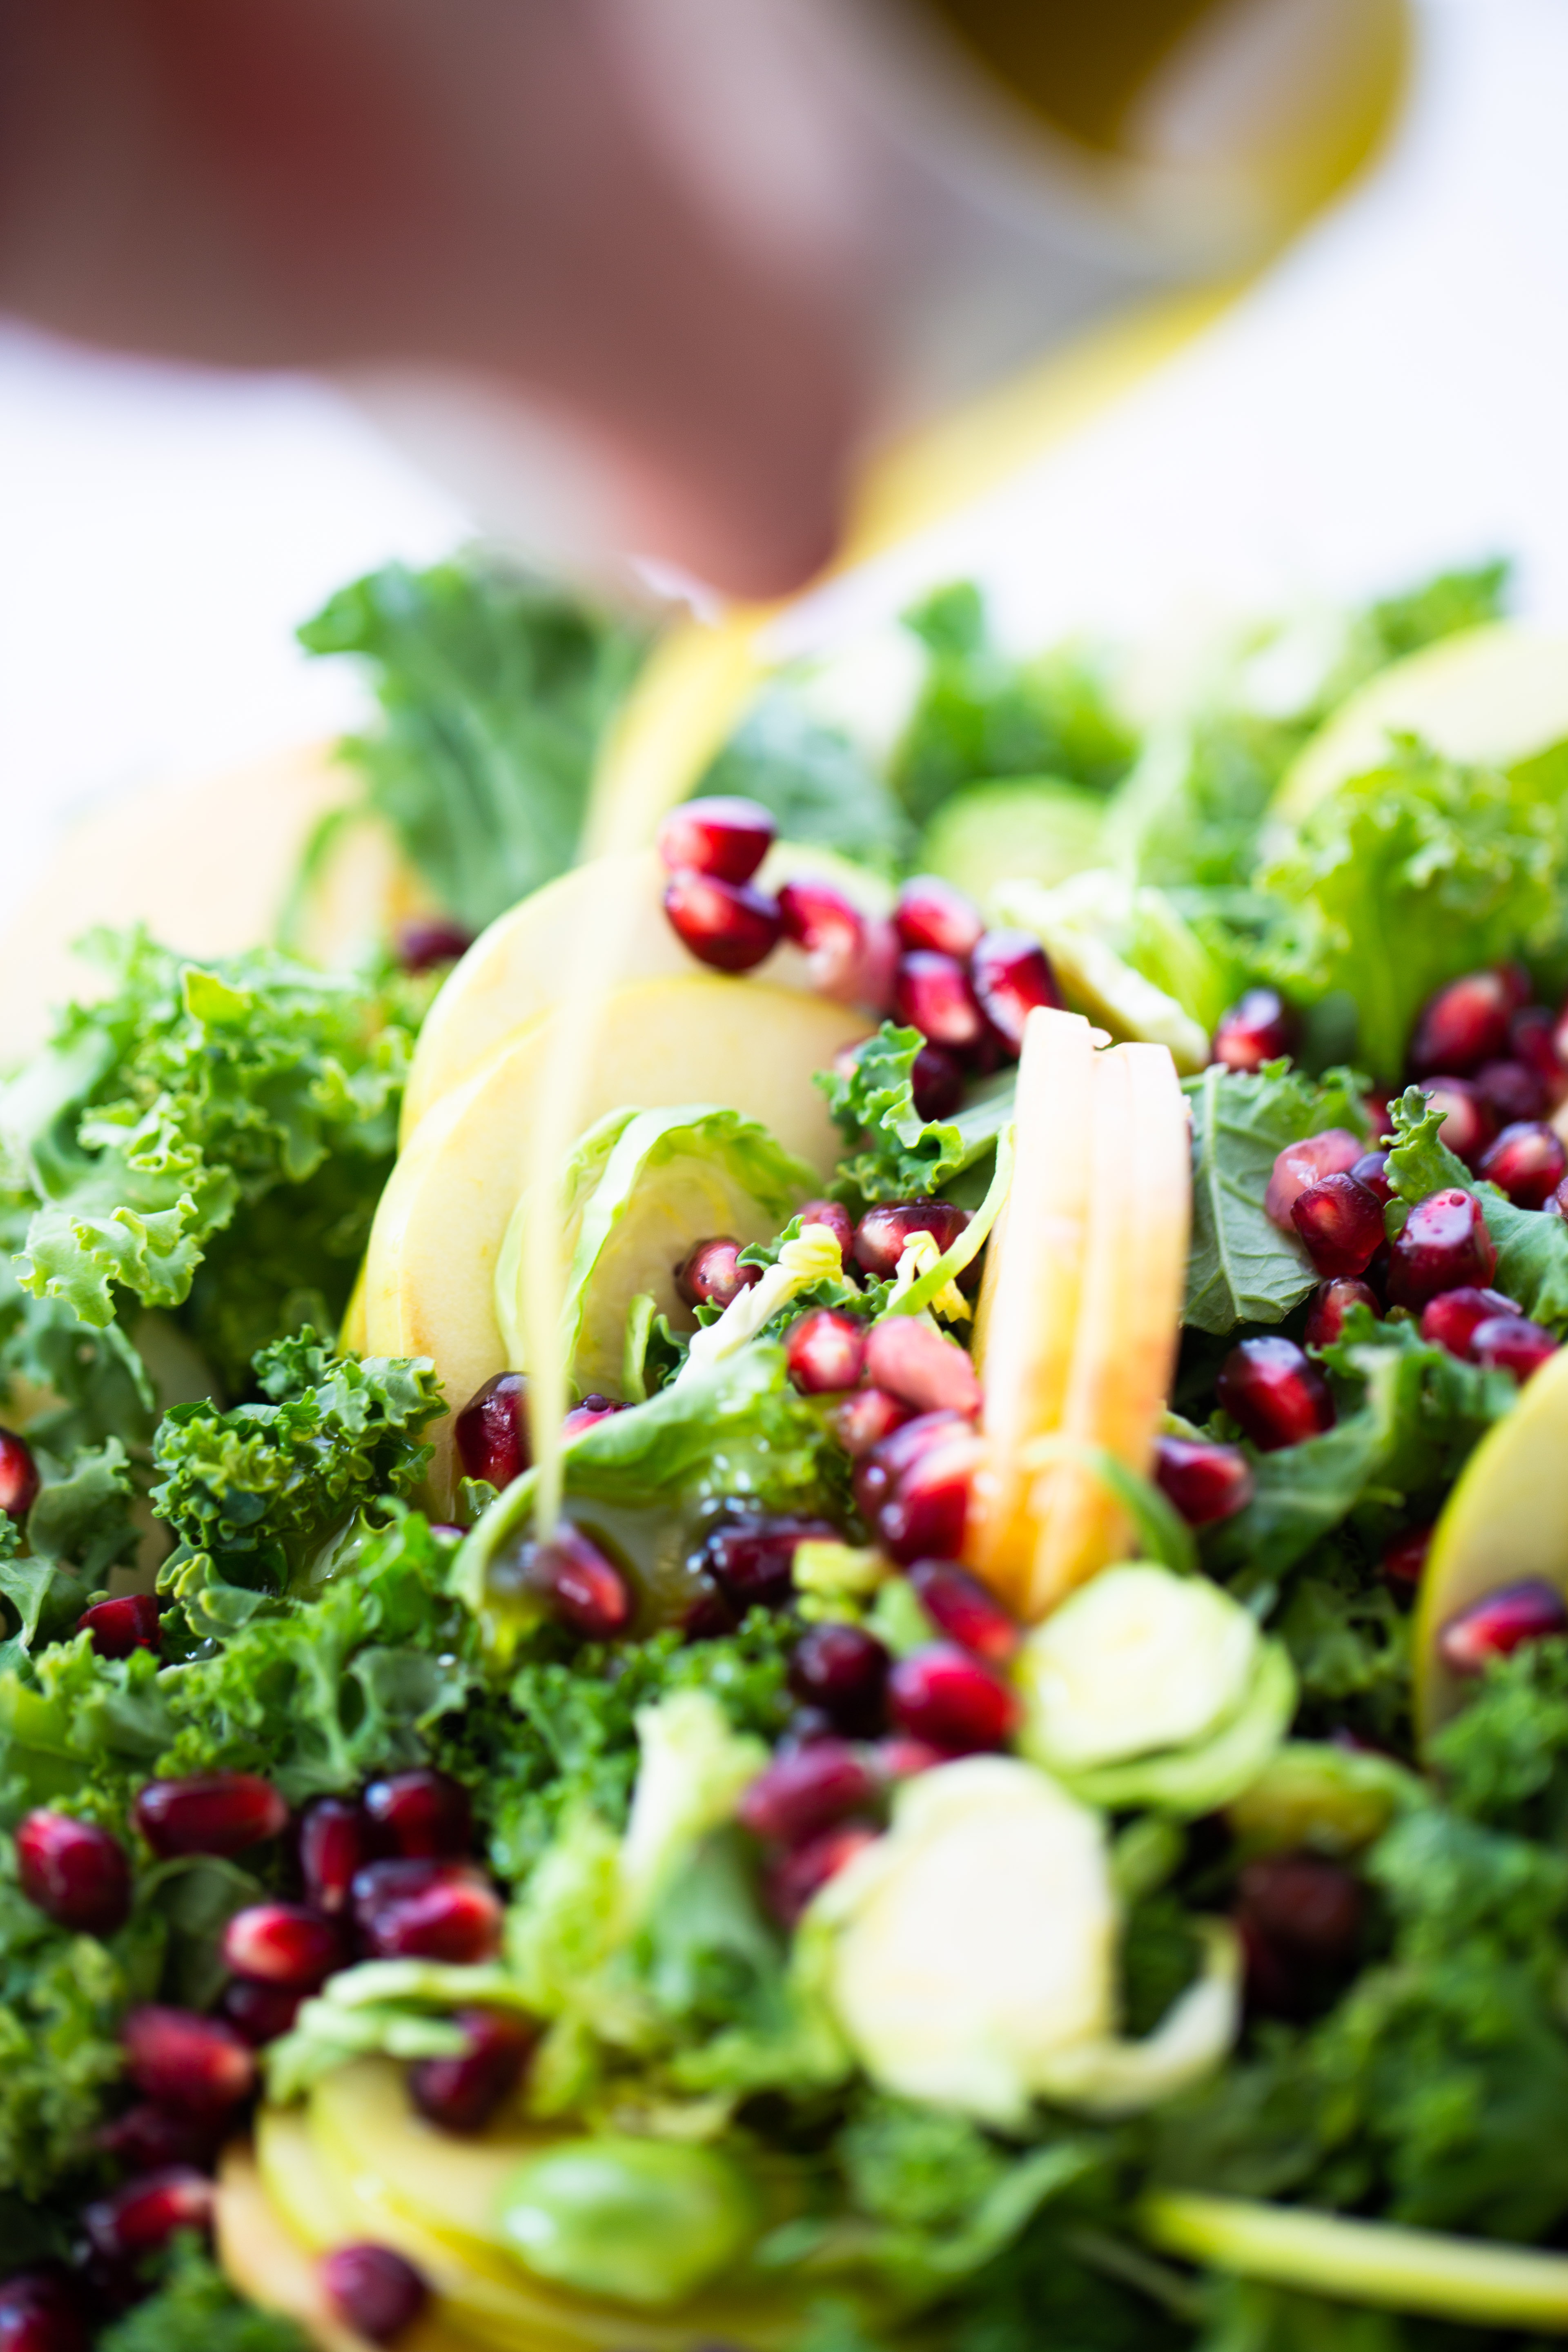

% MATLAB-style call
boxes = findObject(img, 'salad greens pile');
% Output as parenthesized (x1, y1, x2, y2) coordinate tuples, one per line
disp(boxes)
(5, 553, 1568, 2351)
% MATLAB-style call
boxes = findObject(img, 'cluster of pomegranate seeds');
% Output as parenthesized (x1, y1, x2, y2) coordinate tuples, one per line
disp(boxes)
(1290, 1171, 1385, 1279)
(675, 1236, 762, 1312)
(494, 1521, 634, 1640)
(657, 797, 785, 975)
(874, 1420, 985, 1565)
(77, 1592, 160, 1660)
(353, 1860, 503, 1964)
(1234, 1851, 1363, 2018)
(409, 2007, 536, 2135)
(1211, 988, 1298, 1074)
(1385, 1188, 1498, 1309)
(1477, 1120, 1568, 1207)
(788, 1621, 890, 1733)
(16, 1813, 131, 1936)
(454, 1371, 530, 1491)
(888, 1644, 1019, 1755)
(320, 2244, 430, 2345)
(1303, 1277, 1381, 1350)
(1154, 1435, 1254, 1526)
(1216, 1338, 1334, 1452)
(888, 877, 1059, 1068)
(1439, 1579, 1568, 1674)
(0, 1429, 40, 1522)
(1264, 1130, 1363, 1232)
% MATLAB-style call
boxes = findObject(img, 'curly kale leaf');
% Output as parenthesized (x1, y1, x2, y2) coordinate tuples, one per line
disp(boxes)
(1428, 1637, 1568, 1845)
(1183, 1063, 1368, 1334)
(817, 1023, 968, 1203)
(0, 1437, 140, 1652)
(101, 2242, 309, 2352)
(0, 1883, 132, 2195)
(697, 690, 912, 873)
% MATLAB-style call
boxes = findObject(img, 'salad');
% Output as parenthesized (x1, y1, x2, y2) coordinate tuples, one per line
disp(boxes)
(4, 553, 1568, 2352)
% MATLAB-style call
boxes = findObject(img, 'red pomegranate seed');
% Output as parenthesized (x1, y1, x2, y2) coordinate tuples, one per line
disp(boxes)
(894, 876, 984, 962)
(1153, 1435, 1254, 1526)
(1476, 1120, 1568, 1208)
(502, 1523, 634, 1640)
(454, 1371, 530, 1491)
(788, 1621, 890, 1734)
(1217, 1337, 1334, 1452)
(1419, 1285, 1520, 1358)
(739, 1741, 879, 1847)
(888, 1643, 1018, 1755)
(694, 1515, 838, 1612)
(83, 2168, 214, 2263)
(1474, 1059, 1548, 1125)
(0, 2275, 89, 2352)
(969, 930, 1061, 1055)
(852, 1201, 971, 1281)
(76, 1592, 160, 1660)
(664, 871, 782, 973)
(1510, 1007, 1566, 1102)
(906, 1559, 1019, 1663)
(877, 1427, 983, 1564)
(1212, 989, 1296, 1073)
(1471, 1314, 1559, 1382)
(675, 1236, 762, 1312)
(1439, 1579, 1568, 1674)
(0, 1430, 40, 1522)
(910, 1042, 965, 1121)
(219, 1978, 302, 2047)
(1290, 1172, 1385, 1279)
(299, 1797, 371, 1915)
(1303, 1276, 1381, 1350)
(785, 1308, 866, 1394)
(221, 1902, 343, 1993)
(864, 1317, 982, 1417)
(1499, 962, 1534, 1009)
(133, 1773, 287, 1860)
(16, 1811, 130, 1936)
(1264, 1130, 1363, 1231)
(1410, 971, 1513, 1076)
(871, 1736, 944, 1784)
(1363, 1094, 1393, 1143)
(320, 2244, 430, 2347)
(395, 918, 473, 974)
(766, 1823, 879, 1927)
(1419, 1077, 1495, 1168)
(777, 877, 865, 995)
(408, 2008, 535, 2135)
(561, 1394, 627, 1440)
(1349, 1149, 1394, 1206)
(853, 1410, 966, 1521)
(1381, 1527, 1432, 1590)
(1386, 1187, 1498, 1309)
(97, 2100, 216, 2176)
(831, 1386, 913, 1458)
(893, 950, 985, 1050)
(656, 795, 775, 884)
(794, 1198, 855, 1263)
(352, 1860, 504, 1964)
(122, 2007, 255, 2120)
(1238, 1853, 1362, 1961)
(363, 1769, 472, 1861)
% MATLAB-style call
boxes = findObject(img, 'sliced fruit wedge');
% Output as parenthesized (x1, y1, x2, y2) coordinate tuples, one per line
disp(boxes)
(1413, 1340, 1568, 1744)
(363, 974, 864, 1500)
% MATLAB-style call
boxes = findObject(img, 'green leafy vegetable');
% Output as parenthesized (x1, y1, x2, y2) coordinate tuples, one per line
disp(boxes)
(100, 2241, 310, 2352)
(1183, 1064, 1366, 1334)
(298, 553, 646, 933)
(817, 1023, 980, 1204)
(0, 1882, 134, 2195)
(1385, 1089, 1568, 1332)
(697, 690, 912, 872)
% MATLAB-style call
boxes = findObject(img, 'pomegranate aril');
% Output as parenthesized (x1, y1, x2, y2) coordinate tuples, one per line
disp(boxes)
(1264, 1130, 1363, 1232)
(907, 1559, 1019, 1663)
(1303, 1276, 1381, 1350)
(396, 918, 473, 974)
(1439, 1579, 1568, 1674)
(1348, 1150, 1394, 1206)
(364, 1768, 472, 1861)
(0, 2276, 88, 2352)
(561, 1394, 626, 1440)
(0, 1430, 40, 1523)
(300, 1797, 371, 1915)
(788, 1621, 890, 1734)
(97, 2099, 216, 2175)
(766, 1823, 878, 1928)
(1212, 989, 1296, 1074)
(221, 1902, 343, 1992)
(1153, 1435, 1254, 1526)
(738, 1740, 879, 1846)
(893, 951, 984, 1050)
(657, 795, 775, 884)
(1410, 970, 1513, 1076)
(782, 1706, 838, 1748)
(1476, 1120, 1568, 1209)
(910, 1042, 964, 1121)
(497, 1523, 633, 1641)
(134, 1772, 287, 1860)
(1419, 1285, 1520, 1358)
(1386, 1187, 1498, 1310)
(83, 2167, 214, 2262)
(694, 1514, 838, 1612)
(1474, 1058, 1548, 1126)
(1290, 1172, 1384, 1279)
(864, 1317, 981, 1417)
(1363, 1095, 1393, 1145)
(1471, 1314, 1559, 1383)
(853, 1410, 966, 1521)
(675, 1236, 761, 1312)
(1238, 1853, 1362, 1961)
(832, 1386, 912, 1459)
(877, 1428, 983, 1564)
(1510, 1006, 1566, 1102)
(219, 1978, 302, 2047)
(1217, 1337, 1334, 1452)
(16, 1811, 130, 1936)
(793, 1198, 855, 1263)
(76, 1591, 160, 1660)
(454, 1371, 530, 1491)
(664, 871, 782, 973)
(1419, 1077, 1495, 1168)
(852, 1201, 971, 1281)
(777, 877, 865, 995)
(122, 2006, 255, 2119)
(1381, 1526, 1432, 1590)
(872, 1735, 944, 1784)
(888, 1643, 1018, 1755)
(1499, 961, 1534, 1009)
(408, 2007, 535, 2135)
(320, 2244, 430, 2346)
(352, 1860, 503, 1964)
(786, 1309, 866, 1395)
(894, 875, 984, 962)
(969, 930, 1060, 1055)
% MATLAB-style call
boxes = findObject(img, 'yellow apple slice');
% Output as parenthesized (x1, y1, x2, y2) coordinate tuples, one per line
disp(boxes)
(1412, 1342, 1568, 1745)
(364, 974, 865, 1498)
(965, 1009, 1099, 1608)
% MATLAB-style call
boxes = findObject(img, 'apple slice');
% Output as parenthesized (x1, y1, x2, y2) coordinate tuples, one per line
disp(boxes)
(1412, 1341, 1568, 1744)
(364, 974, 864, 1499)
